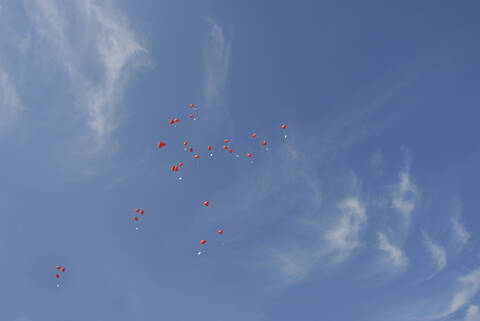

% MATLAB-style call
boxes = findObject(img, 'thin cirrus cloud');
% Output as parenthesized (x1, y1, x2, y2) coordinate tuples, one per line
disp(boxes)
(465, 305, 480, 321)
(424, 268, 480, 321)
(203, 17, 231, 110)
(24, 0, 147, 154)
(452, 217, 471, 245)
(0, 66, 23, 135)
(377, 232, 409, 270)
(391, 161, 418, 226)
(422, 231, 447, 280)
(323, 197, 368, 264)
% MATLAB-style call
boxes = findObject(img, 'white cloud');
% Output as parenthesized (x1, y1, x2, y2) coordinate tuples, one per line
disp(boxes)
(426, 268, 480, 320)
(377, 232, 409, 270)
(452, 217, 471, 245)
(324, 197, 367, 263)
(391, 161, 418, 226)
(422, 231, 447, 280)
(0, 66, 23, 134)
(25, 0, 147, 154)
(203, 17, 231, 109)
(466, 305, 480, 321)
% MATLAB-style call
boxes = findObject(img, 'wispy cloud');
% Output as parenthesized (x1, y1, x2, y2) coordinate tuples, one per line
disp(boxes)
(391, 160, 418, 230)
(425, 268, 480, 320)
(25, 0, 147, 154)
(324, 197, 367, 263)
(203, 17, 231, 109)
(450, 198, 470, 247)
(422, 231, 447, 280)
(452, 217, 471, 245)
(0, 66, 23, 135)
(377, 232, 409, 270)
(466, 305, 480, 321)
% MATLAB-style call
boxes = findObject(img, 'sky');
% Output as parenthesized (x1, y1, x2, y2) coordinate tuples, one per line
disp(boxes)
(1, 0, 480, 320)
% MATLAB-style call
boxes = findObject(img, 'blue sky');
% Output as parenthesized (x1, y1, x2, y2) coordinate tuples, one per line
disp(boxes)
(1, 0, 480, 320)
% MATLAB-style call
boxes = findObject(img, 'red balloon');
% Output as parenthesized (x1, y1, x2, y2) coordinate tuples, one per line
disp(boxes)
(223, 145, 228, 150)
(175, 166, 179, 172)
(178, 162, 183, 167)
(189, 114, 194, 118)
(282, 124, 287, 129)
(56, 266, 61, 270)
(218, 229, 223, 235)
(174, 118, 180, 123)
(190, 147, 194, 152)
(140, 210, 144, 215)
(262, 140, 267, 146)
(189, 104, 194, 108)
(203, 201, 209, 206)
(224, 139, 229, 143)
(252, 133, 257, 138)
(171, 165, 176, 171)
(208, 145, 212, 151)
(229, 149, 233, 153)
(194, 155, 200, 159)
(56, 274, 60, 279)
(136, 208, 140, 213)
(247, 153, 252, 157)
(61, 267, 66, 272)
(184, 141, 188, 146)
(200, 240, 206, 245)
(169, 119, 175, 125)
(134, 216, 139, 222)
(158, 141, 166, 149)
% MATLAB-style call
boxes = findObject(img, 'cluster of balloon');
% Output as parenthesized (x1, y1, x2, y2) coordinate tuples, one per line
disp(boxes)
(156, 102, 288, 255)
(55, 265, 66, 287)
(133, 208, 145, 230)
(197, 229, 224, 255)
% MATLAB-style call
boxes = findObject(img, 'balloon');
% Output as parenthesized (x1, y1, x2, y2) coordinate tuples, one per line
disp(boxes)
(252, 133, 257, 138)
(208, 145, 212, 151)
(262, 140, 267, 146)
(61, 267, 66, 272)
(56, 266, 61, 270)
(171, 165, 176, 171)
(140, 210, 144, 215)
(169, 119, 175, 125)
(218, 229, 223, 235)
(282, 124, 287, 129)
(190, 147, 194, 152)
(247, 153, 252, 157)
(178, 162, 183, 167)
(56, 274, 60, 279)
(200, 240, 206, 245)
(189, 114, 194, 119)
(174, 118, 180, 123)
(134, 216, 139, 222)
(223, 145, 228, 150)
(184, 141, 188, 146)
(229, 149, 233, 153)
(189, 104, 194, 108)
(203, 201, 209, 206)
(224, 139, 229, 143)
(158, 141, 166, 149)
(175, 166, 179, 172)
(194, 155, 200, 159)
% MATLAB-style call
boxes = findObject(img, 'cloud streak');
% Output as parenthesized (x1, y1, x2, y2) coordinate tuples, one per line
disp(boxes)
(391, 161, 418, 225)
(422, 231, 447, 280)
(324, 197, 367, 263)
(377, 232, 409, 270)
(0, 66, 23, 135)
(203, 17, 231, 109)
(25, 0, 147, 154)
